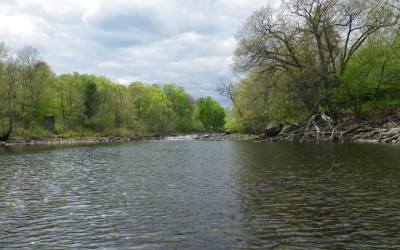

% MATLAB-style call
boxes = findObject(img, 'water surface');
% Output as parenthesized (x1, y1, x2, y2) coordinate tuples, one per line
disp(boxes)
(1, 141, 400, 248)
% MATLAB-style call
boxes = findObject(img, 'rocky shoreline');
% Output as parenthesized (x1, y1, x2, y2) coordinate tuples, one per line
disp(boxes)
(258, 123, 400, 144)
(191, 126, 400, 144)
(0, 133, 253, 147)
(257, 112, 400, 144)
(0, 134, 166, 147)
(193, 133, 257, 141)
(1, 122, 400, 147)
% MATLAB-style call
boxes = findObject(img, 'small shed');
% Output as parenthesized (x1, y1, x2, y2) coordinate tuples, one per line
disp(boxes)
(44, 115, 55, 132)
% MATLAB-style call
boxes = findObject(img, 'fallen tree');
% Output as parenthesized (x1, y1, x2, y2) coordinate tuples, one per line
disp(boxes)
(258, 112, 400, 144)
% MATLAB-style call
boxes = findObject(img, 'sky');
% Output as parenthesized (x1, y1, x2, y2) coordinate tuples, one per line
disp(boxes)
(0, 0, 279, 104)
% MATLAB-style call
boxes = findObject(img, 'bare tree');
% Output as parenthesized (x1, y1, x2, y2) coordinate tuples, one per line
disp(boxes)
(217, 79, 243, 117)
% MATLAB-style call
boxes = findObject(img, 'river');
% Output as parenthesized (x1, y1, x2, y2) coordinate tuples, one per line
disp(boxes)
(1, 140, 400, 248)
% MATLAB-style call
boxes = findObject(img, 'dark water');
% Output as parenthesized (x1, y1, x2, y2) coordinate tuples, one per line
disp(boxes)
(1, 141, 400, 249)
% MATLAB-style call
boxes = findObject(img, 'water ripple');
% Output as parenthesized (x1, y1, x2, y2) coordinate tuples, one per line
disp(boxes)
(0, 141, 400, 248)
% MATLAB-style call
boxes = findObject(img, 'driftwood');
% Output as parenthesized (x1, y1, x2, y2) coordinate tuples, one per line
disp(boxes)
(257, 112, 400, 144)
(259, 113, 345, 143)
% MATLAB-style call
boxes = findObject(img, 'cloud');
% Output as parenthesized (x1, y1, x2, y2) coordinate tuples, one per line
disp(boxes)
(0, 0, 279, 104)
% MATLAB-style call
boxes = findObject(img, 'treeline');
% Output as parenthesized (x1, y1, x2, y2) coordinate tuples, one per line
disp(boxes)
(0, 42, 225, 141)
(220, 0, 400, 133)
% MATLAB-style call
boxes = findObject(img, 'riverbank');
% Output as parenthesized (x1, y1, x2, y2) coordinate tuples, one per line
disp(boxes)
(0, 133, 258, 147)
(0, 134, 167, 147)
(258, 123, 400, 144)
(258, 111, 400, 144)
(194, 133, 257, 141)
(1, 120, 400, 147)
(194, 126, 400, 144)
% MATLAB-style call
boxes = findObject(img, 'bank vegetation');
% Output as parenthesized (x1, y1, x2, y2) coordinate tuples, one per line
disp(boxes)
(0, 43, 225, 141)
(219, 0, 400, 142)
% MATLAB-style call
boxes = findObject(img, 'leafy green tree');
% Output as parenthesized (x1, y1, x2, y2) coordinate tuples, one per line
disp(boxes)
(128, 82, 169, 133)
(0, 41, 219, 138)
(0, 42, 17, 141)
(233, 0, 399, 114)
(196, 96, 225, 131)
(16, 46, 43, 128)
(163, 84, 196, 131)
(1, 43, 58, 139)
(83, 78, 99, 119)
(334, 34, 400, 118)
(30, 61, 58, 124)
(224, 0, 400, 133)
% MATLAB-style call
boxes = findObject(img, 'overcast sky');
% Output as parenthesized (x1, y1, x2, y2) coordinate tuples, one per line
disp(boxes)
(0, 0, 278, 104)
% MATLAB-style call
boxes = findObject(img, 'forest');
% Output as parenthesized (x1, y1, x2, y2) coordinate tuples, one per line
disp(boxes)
(0, 43, 225, 141)
(220, 0, 400, 134)
(2, 0, 399, 141)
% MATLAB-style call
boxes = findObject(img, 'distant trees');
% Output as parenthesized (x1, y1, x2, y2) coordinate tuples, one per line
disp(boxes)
(0, 42, 16, 141)
(196, 96, 226, 131)
(0, 41, 226, 140)
(223, 0, 400, 133)
(0, 43, 58, 140)
(163, 84, 197, 131)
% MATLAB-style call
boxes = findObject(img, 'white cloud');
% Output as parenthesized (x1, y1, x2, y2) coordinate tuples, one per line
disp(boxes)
(0, 0, 280, 103)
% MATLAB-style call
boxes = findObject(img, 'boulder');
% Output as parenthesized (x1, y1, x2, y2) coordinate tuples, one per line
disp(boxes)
(383, 122, 398, 129)
(264, 122, 283, 137)
(388, 127, 400, 135)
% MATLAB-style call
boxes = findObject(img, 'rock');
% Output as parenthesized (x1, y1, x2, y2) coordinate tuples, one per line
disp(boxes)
(383, 122, 398, 129)
(264, 122, 283, 138)
(388, 127, 400, 135)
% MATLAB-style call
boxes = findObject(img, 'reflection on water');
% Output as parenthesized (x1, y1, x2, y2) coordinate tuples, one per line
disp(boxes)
(0, 141, 400, 248)
(231, 142, 400, 248)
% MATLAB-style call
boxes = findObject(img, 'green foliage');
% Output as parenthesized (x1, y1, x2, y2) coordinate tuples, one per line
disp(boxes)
(223, 0, 400, 133)
(333, 35, 400, 118)
(224, 113, 247, 133)
(0, 41, 227, 140)
(0, 42, 15, 141)
(83, 78, 99, 119)
(196, 96, 226, 131)
(163, 84, 197, 131)
(13, 126, 55, 139)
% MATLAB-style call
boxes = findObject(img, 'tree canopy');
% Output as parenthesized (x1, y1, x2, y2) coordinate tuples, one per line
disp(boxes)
(222, 0, 400, 133)
(196, 96, 226, 131)
(0, 42, 225, 140)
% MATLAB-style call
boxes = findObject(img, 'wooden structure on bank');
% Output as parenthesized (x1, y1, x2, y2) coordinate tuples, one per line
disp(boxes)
(44, 115, 55, 132)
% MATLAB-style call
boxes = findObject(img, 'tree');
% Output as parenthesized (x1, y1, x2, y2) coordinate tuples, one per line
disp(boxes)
(127, 82, 170, 133)
(225, 0, 400, 133)
(30, 61, 58, 123)
(1, 41, 211, 139)
(196, 97, 226, 131)
(233, 0, 399, 117)
(83, 78, 99, 119)
(0, 42, 17, 141)
(217, 79, 243, 118)
(334, 33, 400, 117)
(17, 46, 42, 128)
(163, 84, 196, 131)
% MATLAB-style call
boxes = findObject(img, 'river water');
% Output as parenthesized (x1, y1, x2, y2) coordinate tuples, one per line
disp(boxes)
(0, 140, 400, 249)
